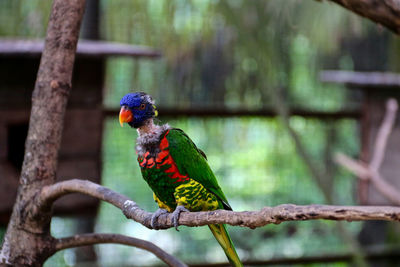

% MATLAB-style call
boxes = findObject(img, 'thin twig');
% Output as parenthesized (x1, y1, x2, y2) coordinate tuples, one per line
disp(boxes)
(55, 233, 187, 267)
(370, 98, 398, 172)
(335, 153, 400, 206)
(335, 153, 369, 180)
(335, 98, 400, 206)
(268, 88, 332, 201)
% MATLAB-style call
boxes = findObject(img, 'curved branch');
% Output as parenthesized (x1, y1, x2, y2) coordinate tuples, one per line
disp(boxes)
(55, 233, 187, 267)
(335, 153, 400, 206)
(39, 179, 400, 230)
(335, 99, 400, 205)
(39, 179, 130, 209)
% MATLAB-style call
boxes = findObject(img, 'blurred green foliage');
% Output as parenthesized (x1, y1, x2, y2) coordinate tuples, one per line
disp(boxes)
(95, 1, 369, 262)
(102, 0, 357, 110)
(94, 117, 360, 266)
(1, 0, 398, 266)
(0, 0, 51, 37)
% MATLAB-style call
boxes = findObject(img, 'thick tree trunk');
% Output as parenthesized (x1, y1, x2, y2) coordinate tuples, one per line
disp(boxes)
(0, 0, 86, 266)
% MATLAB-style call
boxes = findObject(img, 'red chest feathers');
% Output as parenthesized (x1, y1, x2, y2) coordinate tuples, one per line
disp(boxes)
(137, 130, 189, 183)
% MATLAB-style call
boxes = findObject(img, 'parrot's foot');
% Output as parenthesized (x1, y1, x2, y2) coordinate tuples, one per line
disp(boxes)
(172, 205, 189, 231)
(151, 208, 168, 230)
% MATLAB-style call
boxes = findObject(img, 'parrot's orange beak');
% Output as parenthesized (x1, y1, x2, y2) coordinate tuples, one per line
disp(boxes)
(119, 106, 133, 127)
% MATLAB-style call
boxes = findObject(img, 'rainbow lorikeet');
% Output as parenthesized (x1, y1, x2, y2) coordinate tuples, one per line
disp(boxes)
(119, 92, 242, 267)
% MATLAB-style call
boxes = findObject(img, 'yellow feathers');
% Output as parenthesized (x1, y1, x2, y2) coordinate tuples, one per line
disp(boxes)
(153, 105, 158, 117)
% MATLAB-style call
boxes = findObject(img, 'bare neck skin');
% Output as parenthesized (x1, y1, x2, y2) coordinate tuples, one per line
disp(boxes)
(137, 118, 156, 136)
(135, 118, 170, 157)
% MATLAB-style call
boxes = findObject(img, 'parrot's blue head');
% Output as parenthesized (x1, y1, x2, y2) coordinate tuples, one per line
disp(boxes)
(119, 92, 158, 128)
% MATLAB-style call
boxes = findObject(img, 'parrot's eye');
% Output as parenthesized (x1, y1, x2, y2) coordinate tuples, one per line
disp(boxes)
(139, 104, 146, 110)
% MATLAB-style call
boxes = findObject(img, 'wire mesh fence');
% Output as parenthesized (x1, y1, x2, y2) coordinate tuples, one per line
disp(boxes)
(2, 0, 396, 266)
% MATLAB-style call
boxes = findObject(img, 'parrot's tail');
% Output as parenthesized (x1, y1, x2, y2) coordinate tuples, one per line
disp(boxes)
(208, 224, 243, 267)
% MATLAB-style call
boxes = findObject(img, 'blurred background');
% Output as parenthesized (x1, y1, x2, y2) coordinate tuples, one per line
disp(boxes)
(1, 0, 400, 266)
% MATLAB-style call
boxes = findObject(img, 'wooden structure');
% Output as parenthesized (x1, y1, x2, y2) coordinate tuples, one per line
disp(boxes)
(0, 39, 160, 224)
(321, 70, 400, 205)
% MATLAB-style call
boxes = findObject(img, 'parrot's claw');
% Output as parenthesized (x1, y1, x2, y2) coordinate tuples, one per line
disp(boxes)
(151, 208, 168, 230)
(172, 205, 189, 231)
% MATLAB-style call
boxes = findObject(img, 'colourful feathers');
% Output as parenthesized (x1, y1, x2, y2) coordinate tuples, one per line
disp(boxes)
(139, 128, 242, 267)
(119, 92, 242, 266)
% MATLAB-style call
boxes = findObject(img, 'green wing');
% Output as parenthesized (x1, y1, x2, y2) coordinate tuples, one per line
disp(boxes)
(166, 128, 232, 210)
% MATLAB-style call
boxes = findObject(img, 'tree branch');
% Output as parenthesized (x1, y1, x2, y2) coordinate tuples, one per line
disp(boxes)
(39, 179, 400, 230)
(54, 233, 187, 267)
(335, 98, 400, 205)
(335, 153, 369, 180)
(370, 99, 398, 172)
(324, 0, 400, 35)
(335, 153, 400, 206)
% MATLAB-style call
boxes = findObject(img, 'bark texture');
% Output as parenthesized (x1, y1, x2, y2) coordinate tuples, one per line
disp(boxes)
(0, 0, 86, 265)
(39, 179, 400, 230)
(326, 0, 400, 34)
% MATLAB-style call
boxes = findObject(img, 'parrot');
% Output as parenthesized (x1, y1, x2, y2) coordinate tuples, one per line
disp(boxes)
(119, 92, 243, 267)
